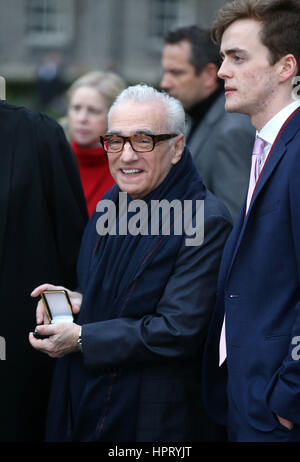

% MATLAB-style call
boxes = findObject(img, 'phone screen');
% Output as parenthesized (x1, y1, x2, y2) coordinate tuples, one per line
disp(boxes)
(41, 290, 74, 324)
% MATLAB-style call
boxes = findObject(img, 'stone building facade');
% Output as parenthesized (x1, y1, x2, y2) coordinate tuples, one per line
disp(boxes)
(0, 0, 227, 87)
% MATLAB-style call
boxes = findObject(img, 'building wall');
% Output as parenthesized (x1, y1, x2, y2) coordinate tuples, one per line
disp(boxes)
(0, 0, 228, 87)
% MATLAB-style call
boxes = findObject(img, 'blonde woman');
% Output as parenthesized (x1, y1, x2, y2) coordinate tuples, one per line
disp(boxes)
(66, 71, 126, 215)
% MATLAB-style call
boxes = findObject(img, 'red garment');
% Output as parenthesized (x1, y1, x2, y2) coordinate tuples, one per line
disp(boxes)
(71, 141, 115, 216)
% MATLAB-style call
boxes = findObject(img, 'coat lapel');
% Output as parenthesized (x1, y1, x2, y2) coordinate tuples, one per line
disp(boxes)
(244, 138, 287, 219)
(223, 108, 300, 285)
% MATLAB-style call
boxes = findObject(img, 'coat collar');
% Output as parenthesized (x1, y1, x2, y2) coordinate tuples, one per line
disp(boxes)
(186, 93, 226, 150)
(245, 106, 300, 219)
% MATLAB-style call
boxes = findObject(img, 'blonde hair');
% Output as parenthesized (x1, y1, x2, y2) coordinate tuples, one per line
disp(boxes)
(67, 70, 126, 109)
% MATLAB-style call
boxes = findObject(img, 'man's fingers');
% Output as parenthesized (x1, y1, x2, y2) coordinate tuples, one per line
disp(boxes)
(30, 283, 66, 298)
(36, 299, 52, 325)
(277, 415, 294, 430)
(32, 283, 69, 324)
(72, 304, 81, 314)
(35, 324, 57, 336)
(28, 332, 52, 354)
(31, 283, 54, 298)
(36, 300, 48, 325)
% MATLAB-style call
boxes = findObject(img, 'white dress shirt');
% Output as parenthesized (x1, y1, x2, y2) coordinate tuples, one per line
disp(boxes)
(258, 99, 300, 173)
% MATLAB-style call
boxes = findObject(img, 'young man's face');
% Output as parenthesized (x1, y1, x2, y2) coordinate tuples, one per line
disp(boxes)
(160, 40, 208, 110)
(218, 19, 279, 129)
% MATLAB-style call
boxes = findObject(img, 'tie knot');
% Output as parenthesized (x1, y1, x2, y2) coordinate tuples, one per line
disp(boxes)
(252, 137, 265, 159)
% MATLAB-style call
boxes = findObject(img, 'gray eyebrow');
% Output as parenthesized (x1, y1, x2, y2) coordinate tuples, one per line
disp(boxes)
(106, 129, 154, 136)
(106, 130, 121, 135)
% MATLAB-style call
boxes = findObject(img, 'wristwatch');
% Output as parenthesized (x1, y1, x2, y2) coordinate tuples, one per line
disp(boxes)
(77, 326, 83, 352)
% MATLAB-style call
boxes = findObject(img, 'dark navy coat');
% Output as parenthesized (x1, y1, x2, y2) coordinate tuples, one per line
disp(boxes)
(46, 149, 232, 442)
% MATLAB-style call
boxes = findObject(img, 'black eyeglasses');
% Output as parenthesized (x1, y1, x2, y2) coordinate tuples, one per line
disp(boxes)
(100, 133, 178, 154)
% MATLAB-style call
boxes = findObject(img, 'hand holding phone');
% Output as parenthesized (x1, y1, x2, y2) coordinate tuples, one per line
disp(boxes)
(31, 284, 82, 326)
(30, 319, 82, 358)
(41, 290, 74, 324)
(32, 290, 74, 338)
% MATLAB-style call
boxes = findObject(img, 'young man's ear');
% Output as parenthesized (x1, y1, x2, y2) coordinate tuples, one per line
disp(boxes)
(171, 134, 185, 165)
(277, 54, 297, 83)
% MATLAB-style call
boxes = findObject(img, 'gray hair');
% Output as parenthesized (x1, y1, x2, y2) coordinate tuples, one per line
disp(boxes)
(67, 70, 126, 109)
(108, 84, 186, 134)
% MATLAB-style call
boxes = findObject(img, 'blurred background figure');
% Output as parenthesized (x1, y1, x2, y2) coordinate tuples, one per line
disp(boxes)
(64, 71, 126, 216)
(160, 25, 255, 221)
(36, 52, 65, 116)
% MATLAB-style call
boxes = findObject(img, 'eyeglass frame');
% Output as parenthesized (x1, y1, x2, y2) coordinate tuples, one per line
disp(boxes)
(100, 133, 178, 154)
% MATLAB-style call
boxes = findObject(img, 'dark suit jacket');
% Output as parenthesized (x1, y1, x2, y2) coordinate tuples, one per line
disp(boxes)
(0, 102, 87, 441)
(202, 107, 300, 438)
(187, 93, 255, 221)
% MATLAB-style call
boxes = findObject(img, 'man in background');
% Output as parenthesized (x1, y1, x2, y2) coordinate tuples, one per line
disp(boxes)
(161, 25, 255, 221)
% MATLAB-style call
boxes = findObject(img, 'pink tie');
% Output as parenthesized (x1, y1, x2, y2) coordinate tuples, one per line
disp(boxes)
(246, 137, 266, 213)
(219, 137, 266, 366)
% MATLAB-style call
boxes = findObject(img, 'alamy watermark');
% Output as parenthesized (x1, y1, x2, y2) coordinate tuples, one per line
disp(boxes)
(95, 192, 205, 246)
(0, 76, 6, 100)
(0, 336, 6, 360)
(292, 76, 300, 100)
(291, 336, 300, 360)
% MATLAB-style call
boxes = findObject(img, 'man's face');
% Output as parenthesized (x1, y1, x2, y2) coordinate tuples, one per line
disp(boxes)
(219, 19, 278, 128)
(107, 101, 184, 199)
(160, 41, 207, 110)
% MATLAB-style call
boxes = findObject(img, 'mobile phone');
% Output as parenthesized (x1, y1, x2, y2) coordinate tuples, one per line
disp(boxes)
(41, 289, 74, 324)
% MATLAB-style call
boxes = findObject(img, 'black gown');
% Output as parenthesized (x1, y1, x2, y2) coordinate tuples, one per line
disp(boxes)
(0, 101, 88, 441)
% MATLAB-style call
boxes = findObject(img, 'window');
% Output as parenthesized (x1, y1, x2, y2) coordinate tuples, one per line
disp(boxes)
(149, 0, 179, 46)
(25, 0, 74, 47)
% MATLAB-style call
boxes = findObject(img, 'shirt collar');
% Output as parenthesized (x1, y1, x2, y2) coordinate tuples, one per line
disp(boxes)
(257, 100, 300, 145)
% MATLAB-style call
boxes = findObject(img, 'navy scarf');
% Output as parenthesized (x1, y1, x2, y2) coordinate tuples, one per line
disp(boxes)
(45, 147, 206, 441)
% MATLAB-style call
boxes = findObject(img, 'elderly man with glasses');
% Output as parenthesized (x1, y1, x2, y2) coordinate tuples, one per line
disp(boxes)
(29, 84, 232, 442)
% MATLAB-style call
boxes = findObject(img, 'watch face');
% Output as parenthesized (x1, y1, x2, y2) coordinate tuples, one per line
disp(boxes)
(77, 334, 83, 352)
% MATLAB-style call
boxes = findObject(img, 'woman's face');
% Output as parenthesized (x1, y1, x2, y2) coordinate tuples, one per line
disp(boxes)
(68, 86, 108, 148)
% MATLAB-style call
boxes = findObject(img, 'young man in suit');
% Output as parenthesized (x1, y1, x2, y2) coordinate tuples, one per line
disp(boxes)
(160, 25, 255, 221)
(202, 0, 300, 442)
